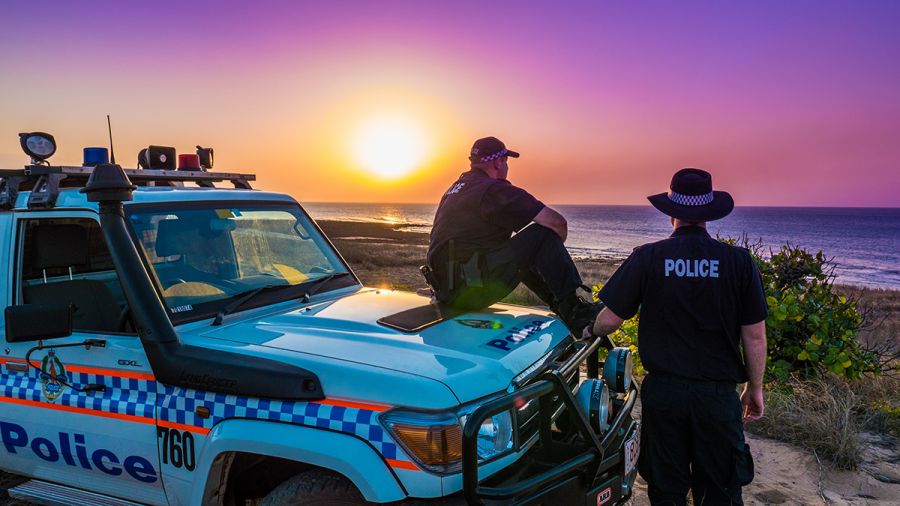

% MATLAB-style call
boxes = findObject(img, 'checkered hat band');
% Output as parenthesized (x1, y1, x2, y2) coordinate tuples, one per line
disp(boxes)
(479, 149, 508, 162)
(668, 190, 713, 206)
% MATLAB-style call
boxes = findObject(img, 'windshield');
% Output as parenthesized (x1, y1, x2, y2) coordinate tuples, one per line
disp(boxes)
(127, 203, 355, 321)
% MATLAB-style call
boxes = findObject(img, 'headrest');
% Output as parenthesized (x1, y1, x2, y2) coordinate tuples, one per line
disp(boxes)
(155, 219, 194, 258)
(32, 224, 89, 269)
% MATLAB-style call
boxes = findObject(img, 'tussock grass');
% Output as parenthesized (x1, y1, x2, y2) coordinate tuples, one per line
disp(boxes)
(838, 284, 900, 353)
(334, 240, 425, 269)
(856, 375, 900, 438)
(748, 374, 900, 469)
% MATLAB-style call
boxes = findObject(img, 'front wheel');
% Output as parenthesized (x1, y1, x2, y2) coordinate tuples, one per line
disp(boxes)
(260, 469, 366, 506)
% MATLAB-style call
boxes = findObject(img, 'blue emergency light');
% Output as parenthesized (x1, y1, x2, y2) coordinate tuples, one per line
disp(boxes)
(83, 147, 110, 167)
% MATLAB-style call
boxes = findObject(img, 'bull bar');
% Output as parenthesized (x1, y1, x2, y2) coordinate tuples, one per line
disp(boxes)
(462, 336, 638, 505)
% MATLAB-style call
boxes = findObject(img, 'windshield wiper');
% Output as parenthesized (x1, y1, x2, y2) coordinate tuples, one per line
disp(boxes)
(212, 284, 290, 326)
(301, 272, 352, 303)
(210, 273, 352, 326)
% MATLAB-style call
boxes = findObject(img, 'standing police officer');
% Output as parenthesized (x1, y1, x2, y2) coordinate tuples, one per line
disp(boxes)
(424, 136, 600, 334)
(585, 168, 768, 505)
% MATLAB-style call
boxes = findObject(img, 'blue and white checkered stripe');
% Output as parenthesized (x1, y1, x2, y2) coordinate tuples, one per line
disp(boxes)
(479, 149, 509, 162)
(0, 372, 42, 402)
(0, 368, 410, 466)
(668, 190, 713, 206)
(0, 370, 156, 419)
(61, 372, 156, 417)
(157, 386, 407, 463)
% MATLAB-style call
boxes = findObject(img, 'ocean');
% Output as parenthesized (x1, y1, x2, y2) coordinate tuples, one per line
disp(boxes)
(304, 203, 900, 290)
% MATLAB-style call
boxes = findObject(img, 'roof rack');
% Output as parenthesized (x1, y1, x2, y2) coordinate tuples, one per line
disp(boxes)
(0, 165, 255, 210)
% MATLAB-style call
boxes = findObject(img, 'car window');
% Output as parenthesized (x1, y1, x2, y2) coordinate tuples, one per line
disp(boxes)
(18, 218, 130, 334)
(127, 204, 352, 321)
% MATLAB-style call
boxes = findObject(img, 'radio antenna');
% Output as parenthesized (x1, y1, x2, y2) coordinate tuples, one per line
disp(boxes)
(107, 115, 116, 164)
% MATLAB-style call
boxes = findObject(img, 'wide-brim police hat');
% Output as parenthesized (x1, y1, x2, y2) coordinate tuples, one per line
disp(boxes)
(647, 168, 734, 222)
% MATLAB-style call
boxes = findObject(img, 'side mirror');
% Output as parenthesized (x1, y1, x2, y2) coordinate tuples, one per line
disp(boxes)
(4, 304, 73, 343)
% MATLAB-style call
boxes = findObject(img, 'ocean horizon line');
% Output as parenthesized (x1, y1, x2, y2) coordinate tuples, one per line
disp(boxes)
(304, 203, 899, 289)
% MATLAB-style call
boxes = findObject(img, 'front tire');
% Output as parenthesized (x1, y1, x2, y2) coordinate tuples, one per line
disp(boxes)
(259, 469, 366, 506)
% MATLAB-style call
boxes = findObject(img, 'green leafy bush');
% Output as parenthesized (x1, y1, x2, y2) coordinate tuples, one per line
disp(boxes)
(590, 283, 644, 375)
(593, 241, 879, 381)
(743, 242, 879, 381)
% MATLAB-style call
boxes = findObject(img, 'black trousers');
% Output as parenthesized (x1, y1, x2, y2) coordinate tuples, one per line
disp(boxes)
(439, 225, 583, 310)
(639, 373, 754, 506)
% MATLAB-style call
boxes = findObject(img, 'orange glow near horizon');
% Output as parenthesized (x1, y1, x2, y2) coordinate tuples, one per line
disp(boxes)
(351, 114, 429, 179)
(281, 83, 470, 202)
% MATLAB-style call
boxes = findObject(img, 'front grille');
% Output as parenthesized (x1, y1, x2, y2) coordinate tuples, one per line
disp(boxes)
(514, 365, 580, 449)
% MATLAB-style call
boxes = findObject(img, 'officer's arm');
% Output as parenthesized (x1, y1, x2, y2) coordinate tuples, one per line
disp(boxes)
(584, 307, 625, 340)
(740, 320, 767, 421)
(532, 207, 568, 242)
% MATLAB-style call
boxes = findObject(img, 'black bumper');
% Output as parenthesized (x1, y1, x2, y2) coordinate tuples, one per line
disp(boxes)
(461, 337, 639, 506)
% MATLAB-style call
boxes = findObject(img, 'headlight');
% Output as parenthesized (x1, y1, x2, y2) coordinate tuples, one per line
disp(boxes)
(463, 410, 514, 460)
(382, 402, 514, 474)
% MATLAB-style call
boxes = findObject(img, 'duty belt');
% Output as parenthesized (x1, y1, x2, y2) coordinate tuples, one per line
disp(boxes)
(649, 372, 737, 393)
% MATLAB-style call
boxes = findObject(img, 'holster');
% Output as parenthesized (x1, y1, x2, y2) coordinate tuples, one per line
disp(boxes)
(459, 252, 484, 288)
(420, 264, 442, 295)
(421, 240, 486, 302)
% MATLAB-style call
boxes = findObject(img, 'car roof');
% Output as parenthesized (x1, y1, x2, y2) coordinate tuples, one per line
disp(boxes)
(7, 186, 297, 212)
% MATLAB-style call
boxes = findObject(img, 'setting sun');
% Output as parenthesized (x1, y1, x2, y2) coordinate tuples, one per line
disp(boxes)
(353, 116, 428, 179)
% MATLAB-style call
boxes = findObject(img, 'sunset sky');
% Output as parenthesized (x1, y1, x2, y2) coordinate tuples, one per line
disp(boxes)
(1, 1, 898, 207)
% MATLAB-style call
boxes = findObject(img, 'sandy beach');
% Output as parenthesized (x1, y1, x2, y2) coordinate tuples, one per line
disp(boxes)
(320, 219, 900, 505)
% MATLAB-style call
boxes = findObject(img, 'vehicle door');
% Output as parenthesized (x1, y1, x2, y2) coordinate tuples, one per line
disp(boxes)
(0, 212, 166, 505)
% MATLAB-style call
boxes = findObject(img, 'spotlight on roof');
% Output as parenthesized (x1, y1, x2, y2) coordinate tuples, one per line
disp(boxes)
(19, 132, 57, 164)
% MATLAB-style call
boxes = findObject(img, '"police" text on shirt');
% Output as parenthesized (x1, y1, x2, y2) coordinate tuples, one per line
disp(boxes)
(664, 258, 719, 278)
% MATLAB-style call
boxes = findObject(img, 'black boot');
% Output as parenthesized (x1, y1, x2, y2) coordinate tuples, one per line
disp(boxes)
(556, 286, 605, 336)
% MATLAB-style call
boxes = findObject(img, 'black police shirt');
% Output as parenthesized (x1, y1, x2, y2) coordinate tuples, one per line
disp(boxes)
(427, 169, 544, 265)
(598, 226, 767, 383)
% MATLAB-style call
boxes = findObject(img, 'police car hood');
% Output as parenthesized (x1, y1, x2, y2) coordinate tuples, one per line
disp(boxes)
(197, 289, 571, 403)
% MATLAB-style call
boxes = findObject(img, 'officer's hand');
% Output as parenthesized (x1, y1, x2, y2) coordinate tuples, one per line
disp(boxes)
(740, 384, 764, 422)
(580, 327, 594, 341)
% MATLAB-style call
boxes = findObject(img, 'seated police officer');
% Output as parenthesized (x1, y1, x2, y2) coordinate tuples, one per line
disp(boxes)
(586, 168, 768, 505)
(423, 136, 600, 334)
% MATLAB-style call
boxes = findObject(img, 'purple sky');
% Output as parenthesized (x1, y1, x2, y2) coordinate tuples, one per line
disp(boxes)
(2, 1, 898, 206)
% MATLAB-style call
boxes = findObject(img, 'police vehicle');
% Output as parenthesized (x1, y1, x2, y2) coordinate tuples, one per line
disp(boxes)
(0, 131, 638, 505)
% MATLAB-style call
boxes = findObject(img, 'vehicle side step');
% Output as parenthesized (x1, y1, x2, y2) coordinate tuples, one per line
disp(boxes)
(7, 479, 143, 506)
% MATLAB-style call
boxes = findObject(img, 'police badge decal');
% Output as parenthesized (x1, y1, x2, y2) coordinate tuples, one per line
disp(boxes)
(457, 319, 503, 330)
(40, 351, 69, 402)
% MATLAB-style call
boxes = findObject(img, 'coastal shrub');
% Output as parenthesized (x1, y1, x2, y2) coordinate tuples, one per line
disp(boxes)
(732, 241, 880, 381)
(591, 241, 880, 381)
